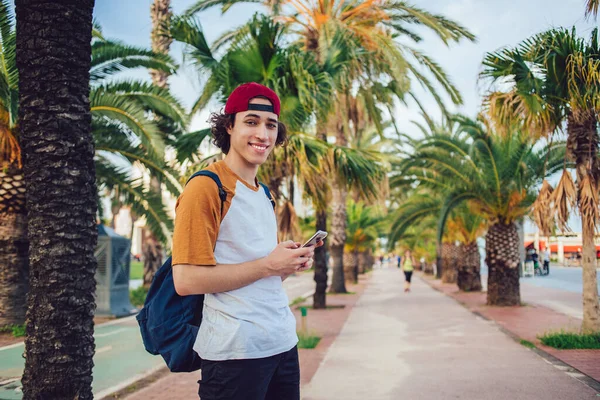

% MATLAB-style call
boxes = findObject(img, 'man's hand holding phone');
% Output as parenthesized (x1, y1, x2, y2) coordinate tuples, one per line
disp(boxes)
(265, 241, 315, 278)
(265, 232, 326, 277)
(296, 231, 327, 272)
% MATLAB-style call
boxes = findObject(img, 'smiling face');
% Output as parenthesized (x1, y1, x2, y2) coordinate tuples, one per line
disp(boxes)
(226, 97, 278, 168)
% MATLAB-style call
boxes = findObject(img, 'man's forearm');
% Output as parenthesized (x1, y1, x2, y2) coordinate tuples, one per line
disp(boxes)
(173, 259, 270, 295)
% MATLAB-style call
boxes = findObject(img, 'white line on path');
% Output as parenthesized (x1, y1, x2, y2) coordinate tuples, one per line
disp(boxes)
(94, 328, 129, 338)
(95, 346, 113, 354)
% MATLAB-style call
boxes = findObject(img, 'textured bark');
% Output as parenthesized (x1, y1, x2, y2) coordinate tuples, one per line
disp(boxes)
(486, 222, 520, 306)
(457, 242, 482, 292)
(441, 243, 458, 283)
(142, 176, 164, 287)
(0, 165, 29, 326)
(149, 0, 172, 88)
(143, 228, 163, 288)
(569, 112, 600, 333)
(313, 124, 329, 309)
(343, 251, 358, 284)
(313, 209, 328, 309)
(16, 1, 97, 398)
(329, 178, 347, 293)
(358, 251, 367, 274)
(329, 118, 348, 293)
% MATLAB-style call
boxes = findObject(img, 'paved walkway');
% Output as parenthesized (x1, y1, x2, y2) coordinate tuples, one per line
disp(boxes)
(302, 268, 599, 400)
(429, 275, 600, 384)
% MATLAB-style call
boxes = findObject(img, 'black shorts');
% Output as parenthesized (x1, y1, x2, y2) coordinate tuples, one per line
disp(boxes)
(404, 270, 413, 283)
(198, 346, 299, 400)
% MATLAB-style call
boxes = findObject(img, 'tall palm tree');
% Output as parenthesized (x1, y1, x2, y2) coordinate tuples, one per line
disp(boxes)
(401, 116, 564, 305)
(482, 27, 600, 331)
(16, 0, 96, 397)
(142, 0, 174, 287)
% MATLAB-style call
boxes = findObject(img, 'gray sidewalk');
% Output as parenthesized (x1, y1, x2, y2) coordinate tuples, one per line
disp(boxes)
(302, 268, 599, 400)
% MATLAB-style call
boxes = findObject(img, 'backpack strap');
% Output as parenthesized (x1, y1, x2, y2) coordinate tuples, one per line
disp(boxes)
(186, 170, 227, 216)
(259, 182, 276, 209)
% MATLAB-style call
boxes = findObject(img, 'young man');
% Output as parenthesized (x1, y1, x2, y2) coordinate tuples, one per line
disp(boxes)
(172, 82, 321, 400)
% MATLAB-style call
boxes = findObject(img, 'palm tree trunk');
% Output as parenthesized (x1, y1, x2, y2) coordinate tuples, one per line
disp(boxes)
(150, 0, 172, 88)
(313, 208, 328, 309)
(330, 178, 347, 293)
(569, 112, 600, 333)
(142, 0, 172, 286)
(457, 242, 482, 292)
(312, 126, 328, 309)
(358, 251, 367, 274)
(441, 243, 458, 283)
(329, 118, 348, 293)
(16, 1, 97, 398)
(0, 165, 29, 327)
(343, 250, 358, 284)
(486, 222, 520, 306)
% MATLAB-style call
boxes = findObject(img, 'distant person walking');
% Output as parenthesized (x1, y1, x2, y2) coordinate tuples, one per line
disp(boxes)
(402, 250, 415, 292)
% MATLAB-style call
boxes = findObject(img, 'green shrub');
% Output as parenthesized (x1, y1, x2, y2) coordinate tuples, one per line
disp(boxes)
(0, 324, 25, 338)
(130, 286, 149, 308)
(539, 331, 600, 349)
(130, 261, 143, 280)
(297, 331, 321, 349)
(519, 339, 535, 349)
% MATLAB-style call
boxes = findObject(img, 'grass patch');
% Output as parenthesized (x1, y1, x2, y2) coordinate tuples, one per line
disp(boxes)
(290, 297, 306, 307)
(297, 331, 321, 349)
(539, 331, 600, 349)
(130, 261, 143, 280)
(520, 339, 536, 349)
(0, 324, 25, 338)
(130, 286, 149, 308)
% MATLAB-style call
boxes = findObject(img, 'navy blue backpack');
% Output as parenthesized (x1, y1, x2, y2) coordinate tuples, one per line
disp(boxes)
(136, 170, 275, 372)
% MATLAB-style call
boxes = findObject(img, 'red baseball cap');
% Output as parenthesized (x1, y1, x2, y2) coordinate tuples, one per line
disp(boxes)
(224, 82, 281, 117)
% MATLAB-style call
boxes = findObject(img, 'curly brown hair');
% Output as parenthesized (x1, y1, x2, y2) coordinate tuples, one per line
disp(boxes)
(209, 110, 288, 154)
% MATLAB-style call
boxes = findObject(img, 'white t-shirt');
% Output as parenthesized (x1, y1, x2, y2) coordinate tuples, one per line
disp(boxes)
(172, 161, 298, 361)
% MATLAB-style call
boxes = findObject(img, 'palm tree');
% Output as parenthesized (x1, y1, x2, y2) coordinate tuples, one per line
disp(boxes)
(16, 0, 96, 397)
(388, 190, 483, 288)
(0, 0, 26, 328)
(401, 116, 564, 305)
(344, 200, 383, 283)
(481, 27, 600, 331)
(446, 205, 486, 291)
(91, 27, 186, 248)
(142, 0, 174, 287)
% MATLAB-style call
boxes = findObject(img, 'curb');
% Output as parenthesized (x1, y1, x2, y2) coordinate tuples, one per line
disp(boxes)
(420, 274, 600, 393)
